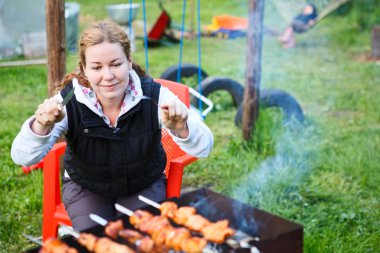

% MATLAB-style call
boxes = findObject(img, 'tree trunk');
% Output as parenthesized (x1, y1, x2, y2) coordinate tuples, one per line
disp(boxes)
(45, 0, 66, 97)
(372, 25, 380, 59)
(242, 0, 264, 140)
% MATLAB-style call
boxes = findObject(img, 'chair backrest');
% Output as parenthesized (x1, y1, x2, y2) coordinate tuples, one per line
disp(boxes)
(153, 79, 190, 177)
(154, 78, 190, 107)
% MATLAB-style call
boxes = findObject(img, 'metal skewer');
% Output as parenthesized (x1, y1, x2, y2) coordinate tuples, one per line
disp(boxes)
(89, 213, 108, 226)
(58, 223, 80, 238)
(137, 95, 169, 111)
(22, 233, 43, 245)
(115, 203, 134, 216)
(138, 195, 161, 208)
(138, 195, 261, 252)
(138, 95, 159, 107)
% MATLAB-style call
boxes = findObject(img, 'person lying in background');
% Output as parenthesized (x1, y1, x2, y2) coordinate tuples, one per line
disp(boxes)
(278, 3, 318, 49)
(11, 21, 213, 232)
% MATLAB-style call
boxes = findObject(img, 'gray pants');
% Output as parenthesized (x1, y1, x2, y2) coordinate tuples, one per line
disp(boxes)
(62, 174, 167, 231)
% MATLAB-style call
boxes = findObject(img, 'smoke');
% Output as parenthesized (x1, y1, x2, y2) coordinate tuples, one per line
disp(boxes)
(232, 120, 321, 207)
(231, 0, 333, 207)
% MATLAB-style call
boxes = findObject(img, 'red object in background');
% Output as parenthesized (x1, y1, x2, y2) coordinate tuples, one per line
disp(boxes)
(148, 10, 171, 42)
(205, 15, 248, 32)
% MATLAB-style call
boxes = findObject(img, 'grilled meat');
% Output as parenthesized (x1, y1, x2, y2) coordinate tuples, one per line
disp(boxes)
(165, 227, 191, 250)
(129, 210, 153, 229)
(172, 206, 197, 224)
(136, 237, 156, 253)
(104, 219, 165, 253)
(185, 214, 211, 232)
(78, 233, 135, 253)
(139, 216, 171, 235)
(159, 201, 236, 243)
(39, 238, 78, 253)
(118, 229, 144, 244)
(180, 237, 208, 253)
(129, 211, 207, 253)
(105, 220, 124, 239)
(77, 233, 97, 251)
(159, 201, 178, 219)
(201, 220, 235, 243)
(118, 228, 163, 253)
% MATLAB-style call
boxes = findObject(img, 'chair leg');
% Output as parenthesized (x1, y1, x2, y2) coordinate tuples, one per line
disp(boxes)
(166, 163, 184, 198)
(43, 218, 59, 241)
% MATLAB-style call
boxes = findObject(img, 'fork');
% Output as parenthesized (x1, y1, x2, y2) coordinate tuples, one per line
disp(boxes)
(138, 95, 159, 106)
(137, 95, 170, 111)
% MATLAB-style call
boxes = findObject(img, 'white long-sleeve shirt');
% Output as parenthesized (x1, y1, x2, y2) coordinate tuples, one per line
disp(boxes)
(11, 72, 213, 168)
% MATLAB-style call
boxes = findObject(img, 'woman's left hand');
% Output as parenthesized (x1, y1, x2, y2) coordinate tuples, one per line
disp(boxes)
(160, 98, 189, 138)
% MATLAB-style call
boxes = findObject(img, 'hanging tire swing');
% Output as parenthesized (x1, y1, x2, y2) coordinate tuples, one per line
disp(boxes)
(234, 88, 305, 127)
(160, 63, 208, 82)
(193, 77, 244, 107)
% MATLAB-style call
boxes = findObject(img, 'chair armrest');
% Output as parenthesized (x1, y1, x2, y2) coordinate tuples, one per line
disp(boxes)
(22, 161, 44, 174)
(21, 142, 67, 174)
(166, 154, 197, 198)
(170, 154, 198, 166)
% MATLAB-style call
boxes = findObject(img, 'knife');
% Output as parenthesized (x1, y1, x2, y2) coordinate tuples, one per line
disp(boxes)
(58, 88, 75, 110)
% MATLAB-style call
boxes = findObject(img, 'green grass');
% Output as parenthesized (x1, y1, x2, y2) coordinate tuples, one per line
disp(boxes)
(1, 0, 380, 252)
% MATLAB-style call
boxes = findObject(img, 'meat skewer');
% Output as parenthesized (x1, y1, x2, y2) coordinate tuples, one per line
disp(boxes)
(114, 204, 218, 253)
(23, 233, 78, 253)
(89, 213, 164, 253)
(58, 223, 136, 253)
(137, 195, 262, 251)
(138, 195, 235, 243)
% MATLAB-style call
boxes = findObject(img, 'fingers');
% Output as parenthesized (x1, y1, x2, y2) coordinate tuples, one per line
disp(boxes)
(167, 99, 181, 120)
(35, 98, 60, 116)
(34, 98, 64, 126)
(160, 98, 188, 131)
(162, 98, 187, 121)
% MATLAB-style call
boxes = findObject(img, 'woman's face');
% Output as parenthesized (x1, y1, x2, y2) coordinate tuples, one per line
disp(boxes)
(83, 42, 131, 104)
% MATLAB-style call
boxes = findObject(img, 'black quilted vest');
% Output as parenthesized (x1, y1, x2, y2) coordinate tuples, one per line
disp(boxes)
(61, 77, 166, 198)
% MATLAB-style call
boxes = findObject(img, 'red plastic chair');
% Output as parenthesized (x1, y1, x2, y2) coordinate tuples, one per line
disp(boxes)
(22, 161, 43, 174)
(41, 79, 197, 241)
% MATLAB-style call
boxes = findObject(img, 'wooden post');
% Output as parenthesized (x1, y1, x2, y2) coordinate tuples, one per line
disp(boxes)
(45, 0, 66, 97)
(372, 25, 380, 59)
(242, 0, 264, 140)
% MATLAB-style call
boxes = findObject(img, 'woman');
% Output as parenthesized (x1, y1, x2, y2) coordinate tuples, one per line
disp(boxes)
(11, 21, 213, 231)
(278, 3, 318, 49)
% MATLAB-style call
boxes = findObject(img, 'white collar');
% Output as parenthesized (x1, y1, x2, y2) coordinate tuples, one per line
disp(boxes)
(71, 69, 144, 126)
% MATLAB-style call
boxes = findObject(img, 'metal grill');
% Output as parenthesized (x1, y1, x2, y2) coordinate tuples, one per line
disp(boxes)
(26, 188, 303, 253)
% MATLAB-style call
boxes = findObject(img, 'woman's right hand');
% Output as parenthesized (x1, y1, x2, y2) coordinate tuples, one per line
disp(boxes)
(32, 98, 65, 135)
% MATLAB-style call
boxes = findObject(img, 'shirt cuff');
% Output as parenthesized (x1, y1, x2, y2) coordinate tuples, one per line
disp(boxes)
(25, 117, 55, 142)
(168, 118, 197, 143)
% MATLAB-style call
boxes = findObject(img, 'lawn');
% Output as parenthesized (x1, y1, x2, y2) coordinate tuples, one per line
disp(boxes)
(0, 0, 379, 252)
